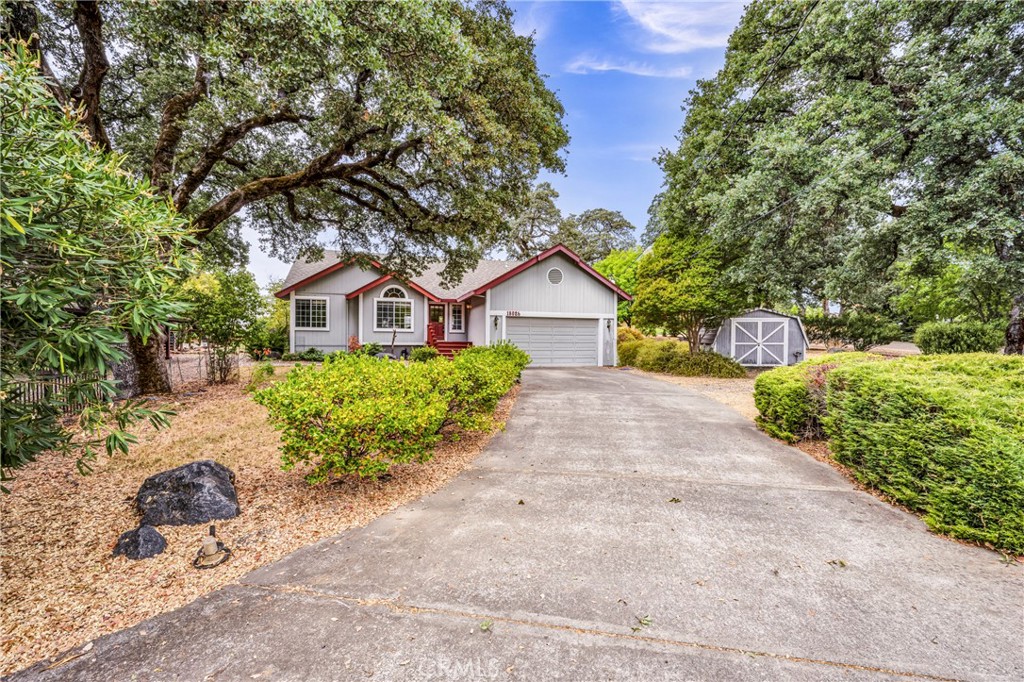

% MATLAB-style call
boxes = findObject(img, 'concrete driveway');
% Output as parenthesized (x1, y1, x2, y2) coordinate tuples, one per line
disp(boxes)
(17, 368, 1023, 681)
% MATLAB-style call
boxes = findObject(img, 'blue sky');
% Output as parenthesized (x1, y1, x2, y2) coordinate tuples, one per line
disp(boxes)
(246, 1, 745, 286)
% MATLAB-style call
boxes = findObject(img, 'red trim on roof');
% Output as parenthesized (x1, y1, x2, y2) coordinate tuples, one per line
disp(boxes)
(274, 256, 383, 299)
(345, 274, 441, 302)
(455, 244, 632, 302)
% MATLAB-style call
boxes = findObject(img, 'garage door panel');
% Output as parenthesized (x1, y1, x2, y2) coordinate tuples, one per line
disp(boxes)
(506, 317, 598, 366)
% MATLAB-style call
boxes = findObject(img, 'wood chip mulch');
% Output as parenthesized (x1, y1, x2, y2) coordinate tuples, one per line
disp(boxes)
(0, 379, 519, 676)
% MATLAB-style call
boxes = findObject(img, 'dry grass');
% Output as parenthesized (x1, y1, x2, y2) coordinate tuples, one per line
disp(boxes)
(0, 369, 519, 676)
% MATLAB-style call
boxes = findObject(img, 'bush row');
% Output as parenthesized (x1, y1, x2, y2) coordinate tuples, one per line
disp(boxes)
(753, 353, 882, 442)
(254, 343, 530, 483)
(755, 353, 1024, 553)
(913, 321, 1004, 354)
(619, 339, 746, 378)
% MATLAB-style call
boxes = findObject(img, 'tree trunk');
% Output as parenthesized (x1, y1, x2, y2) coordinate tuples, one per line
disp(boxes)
(129, 332, 172, 394)
(687, 323, 701, 354)
(1006, 293, 1023, 355)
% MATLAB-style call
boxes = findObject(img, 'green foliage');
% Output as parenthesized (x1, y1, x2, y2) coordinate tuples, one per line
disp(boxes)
(753, 353, 882, 442)
(556, 209, 636, 263)
(29, 0, 569, 278)
(824, 355, 1024, 553)
(616, 325, 644, 345)
(248, 280, 290, 357)
(254, 344, 528, 483)
(801, 311, 901, 351)
(350, 343, 383, 357)
(281, 348, 325, 362)
(0, 42, 194, 482)
(617, 339, 745, 378)
(914, 321, 1004, 355)
(181, 270, 264, 383)
(245, 360, 276, 393)
(410, 346, 441, 363)
(595, 248, 643, 324)
(838, 312, 903, 351)
(656, 0, 1023, 350)
(633, 232, 745, 350)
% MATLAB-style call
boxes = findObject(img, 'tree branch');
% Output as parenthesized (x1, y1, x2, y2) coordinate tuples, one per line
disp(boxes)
(150, 57, 207, 193)
(71, 0, 110, 150)
(173, 107, 305, 211)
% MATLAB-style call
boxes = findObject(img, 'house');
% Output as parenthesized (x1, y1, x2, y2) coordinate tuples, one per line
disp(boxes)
(707, 308, 809, 367)
(274, 244, 632, 367)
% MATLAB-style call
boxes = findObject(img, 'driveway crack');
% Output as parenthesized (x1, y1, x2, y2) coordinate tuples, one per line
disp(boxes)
(237, 581, 961, 682)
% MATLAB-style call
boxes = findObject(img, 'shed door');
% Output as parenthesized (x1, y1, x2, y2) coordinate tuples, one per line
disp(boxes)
(505, 317, 598, 366)
(732, 319, 787, 366)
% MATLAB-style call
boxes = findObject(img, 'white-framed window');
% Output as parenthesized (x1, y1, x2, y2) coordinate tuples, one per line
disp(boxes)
(374, 285, 413, 332)
(449, 303, 465, 333)
(294, 296, 328, 330)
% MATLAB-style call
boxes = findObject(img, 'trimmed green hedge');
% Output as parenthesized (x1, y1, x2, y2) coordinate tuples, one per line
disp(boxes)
(254, 344, 530, 483)
(824, 354, 1023, 552)
(753, 353, 882, 442)
(618, 339, 745, 378)
(410, 346, 440, 362)
(914, 321, 1003, 354)
(755, 353, 1024, 553)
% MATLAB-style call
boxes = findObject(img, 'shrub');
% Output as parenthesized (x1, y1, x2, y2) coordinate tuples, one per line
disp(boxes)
(617, 339, 744, 378)
(914, 321, 1003, 354)
(281, 347, 325, 362)
(350, 342, 383, 357)
(753, 353, 882, 442)
(245, 361, 275, 393)
(618, 340, 645, 367)
(254, 343, 529, 483)
(410, 346, 441, 362)
(800, 311, 902, 350)
(823, 354, 1024, 553)
(617, 325, 644, 344)
(842, 312, 902, 351)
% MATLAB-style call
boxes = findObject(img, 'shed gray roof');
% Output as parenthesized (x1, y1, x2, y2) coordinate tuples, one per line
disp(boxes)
(277, 250, 523, 300)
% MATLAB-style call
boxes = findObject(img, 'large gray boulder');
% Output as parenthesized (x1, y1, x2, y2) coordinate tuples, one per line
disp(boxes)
(113, 525, 166, 560)
(136, 460, 240, 526)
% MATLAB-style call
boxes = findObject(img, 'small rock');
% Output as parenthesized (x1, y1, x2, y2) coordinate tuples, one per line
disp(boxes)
(113, 525, 166, 560)
(137, 460, 240, 526)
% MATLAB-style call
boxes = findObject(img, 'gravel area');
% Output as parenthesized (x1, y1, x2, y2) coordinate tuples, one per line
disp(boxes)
(0, 369, 519, 676)
(627, 369, 759, 420)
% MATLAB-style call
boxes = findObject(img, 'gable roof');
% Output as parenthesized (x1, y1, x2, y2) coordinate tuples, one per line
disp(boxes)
(345, 274, 442, 302)
(454, 244, 632, 302)
(275, 251, 382, 299)
(274, 244, 631, 302)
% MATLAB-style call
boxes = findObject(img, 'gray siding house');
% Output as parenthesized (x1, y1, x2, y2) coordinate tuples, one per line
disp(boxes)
(709, 308, 809, 367)
(275, 244, 631, 367)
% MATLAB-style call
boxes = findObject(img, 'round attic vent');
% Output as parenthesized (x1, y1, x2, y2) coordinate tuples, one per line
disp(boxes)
(547, 267, 564, 285)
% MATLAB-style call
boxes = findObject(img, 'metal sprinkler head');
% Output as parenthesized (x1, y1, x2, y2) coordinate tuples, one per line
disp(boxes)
(193, 524, 231, 569)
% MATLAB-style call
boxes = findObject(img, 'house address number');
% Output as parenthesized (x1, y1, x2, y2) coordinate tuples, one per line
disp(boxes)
(506, 310, 521, 317)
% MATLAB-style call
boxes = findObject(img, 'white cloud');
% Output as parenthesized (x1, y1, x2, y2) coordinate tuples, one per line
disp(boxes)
(513, 1, 557, 43)
(565, 55, 692, 78)
(617, 0, 746, 53)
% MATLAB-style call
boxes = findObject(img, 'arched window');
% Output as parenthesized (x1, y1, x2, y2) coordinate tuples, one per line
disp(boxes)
(375, 285, 413, 331)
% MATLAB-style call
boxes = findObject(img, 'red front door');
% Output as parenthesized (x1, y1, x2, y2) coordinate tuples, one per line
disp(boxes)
(428, 304, 445, 345)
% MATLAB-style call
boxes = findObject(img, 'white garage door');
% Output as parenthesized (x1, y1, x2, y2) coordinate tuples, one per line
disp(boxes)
(505, 317, 598, 366)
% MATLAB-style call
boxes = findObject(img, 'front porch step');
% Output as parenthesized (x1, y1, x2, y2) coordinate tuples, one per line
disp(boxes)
(431, 341, 472, 358)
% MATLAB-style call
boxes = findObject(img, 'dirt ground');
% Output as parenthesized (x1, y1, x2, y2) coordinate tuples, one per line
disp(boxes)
(0, 366, 519, 676)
